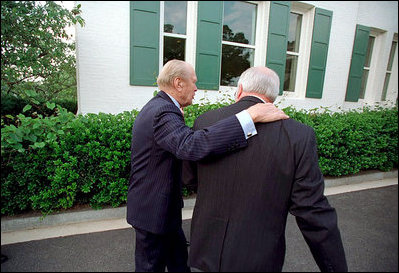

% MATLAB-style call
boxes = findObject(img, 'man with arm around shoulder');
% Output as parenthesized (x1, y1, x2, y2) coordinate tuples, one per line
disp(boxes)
(126, 60, 289, 272)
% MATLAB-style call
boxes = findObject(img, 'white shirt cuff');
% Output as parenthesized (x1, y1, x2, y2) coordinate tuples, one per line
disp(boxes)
(235, 110, 257, 139)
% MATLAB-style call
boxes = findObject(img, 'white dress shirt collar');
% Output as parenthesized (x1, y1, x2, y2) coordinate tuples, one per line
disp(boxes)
(164, 92, 181, 109)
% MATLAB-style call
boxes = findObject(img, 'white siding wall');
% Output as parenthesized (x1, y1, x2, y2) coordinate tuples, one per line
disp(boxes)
(76, 1, 398, 114)
(76, 1, 156, 115)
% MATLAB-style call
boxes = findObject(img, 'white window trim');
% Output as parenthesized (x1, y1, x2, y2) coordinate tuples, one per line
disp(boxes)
(281, 4, 314, 99)
(287, 51, 300, 57)
(185, 1, 198, 69)
(382, 34, 398, 102)
(220, 1, 264, 92)
(159, 2, 165, 73)
(222, 40, 256, 49)
(384, 39, 397, 75)
(163, 33, 187, 39)
(254, 1, 268, 67)
(159, 1, 197, 72)
(360, 30, 380, 103)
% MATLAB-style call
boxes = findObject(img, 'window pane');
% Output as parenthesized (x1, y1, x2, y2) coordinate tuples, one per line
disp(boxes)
(163, 36, 185, 65)
(364, 36, 375, 67)
(284, 55, 298, 92)
(287, 13, 302, 53)
(223, 1, 257, 45)
(221, 44, 254, 86)
(359, 69, 369, 99)
(381, 73, 391, 101)
(164, 1, 187, 35)
(387, 41, 397, 71)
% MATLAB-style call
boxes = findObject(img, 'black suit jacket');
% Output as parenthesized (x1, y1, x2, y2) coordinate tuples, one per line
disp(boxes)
(127, 91, 248, 234)
(184, 96, 348, 272)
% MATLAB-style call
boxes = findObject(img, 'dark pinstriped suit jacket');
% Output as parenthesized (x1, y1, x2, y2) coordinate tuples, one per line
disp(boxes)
(184, 96, 348, 272)
(127, 91, 248, 235)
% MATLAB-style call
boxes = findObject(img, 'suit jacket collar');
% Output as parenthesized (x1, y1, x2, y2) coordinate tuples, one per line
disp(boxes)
(157, 91, 183, 116)
(159, 91, 265, 107)
(157, 90, 173, 103)
(238, 95, 265, 105)
(158, 90, 181, 107)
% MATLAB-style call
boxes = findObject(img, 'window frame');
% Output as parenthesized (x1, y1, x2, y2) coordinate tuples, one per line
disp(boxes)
(381, 37, 398, 101)
(283, 11, 302, 92)
(219, 1, 259, 88)
(359, 34, 376, 100)
(159, 1, 192, 72)
(358, 28, 387, 103)
(281, 3, 314, 98)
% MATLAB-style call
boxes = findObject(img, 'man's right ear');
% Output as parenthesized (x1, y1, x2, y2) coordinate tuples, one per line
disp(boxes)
(235, 84, 243, 102)
(173, 77, 182, 91)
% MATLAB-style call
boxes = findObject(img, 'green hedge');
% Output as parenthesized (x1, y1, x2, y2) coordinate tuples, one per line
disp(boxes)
(1, 93, 78, 118)
(1, 104, 398, 216)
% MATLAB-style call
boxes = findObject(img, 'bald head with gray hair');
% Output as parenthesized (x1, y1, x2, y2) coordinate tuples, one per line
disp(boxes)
(237, 66, 280, 102)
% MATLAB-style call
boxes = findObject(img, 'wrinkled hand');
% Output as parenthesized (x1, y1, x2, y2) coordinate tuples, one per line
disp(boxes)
(246, 103, 289, 123)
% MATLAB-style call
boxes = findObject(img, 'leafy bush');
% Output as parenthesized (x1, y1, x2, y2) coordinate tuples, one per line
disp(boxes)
(313, 107, 398, 176)
(1, 93, 77, 121)
(1, 103, 397, 216)
(1, 109, 139, 215)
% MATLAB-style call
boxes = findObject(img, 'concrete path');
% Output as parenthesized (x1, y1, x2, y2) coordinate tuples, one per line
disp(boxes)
(1, 170, 398, 272)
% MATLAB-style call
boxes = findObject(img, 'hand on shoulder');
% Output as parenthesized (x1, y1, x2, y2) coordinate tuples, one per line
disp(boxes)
(246, 103, 289, 123)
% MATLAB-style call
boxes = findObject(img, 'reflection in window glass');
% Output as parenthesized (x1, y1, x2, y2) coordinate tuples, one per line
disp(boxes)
(359, 69, 369, 99)
(221, 45, 254, 86)
(284, 12, 302, 92)
(287, 13, 302, 52)
(223, 1, 257, 45)
(164, 1, 187, 35)
(360, 36, 375, 99)
(163, 37, 185, 65)
(364, 36, 375, 67)
(381, 73, 391, 101)
(387, 41, 397, 71)
(381, 40, 397, 101)
(284, 55, 298, 92)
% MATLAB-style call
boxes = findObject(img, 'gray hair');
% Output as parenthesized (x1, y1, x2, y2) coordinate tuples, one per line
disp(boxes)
(157, 59, 191, 88)
(237, 66, 280, 102)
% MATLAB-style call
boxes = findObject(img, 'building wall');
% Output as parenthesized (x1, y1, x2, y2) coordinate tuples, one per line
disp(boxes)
(76, 1, 398, 115)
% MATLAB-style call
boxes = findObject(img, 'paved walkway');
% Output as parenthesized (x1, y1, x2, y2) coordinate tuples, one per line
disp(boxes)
(1, 170, 398, 271)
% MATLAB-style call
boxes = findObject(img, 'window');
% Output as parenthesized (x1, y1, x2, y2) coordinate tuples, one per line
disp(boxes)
(284, 12, 302, 92)
(359, 35, 375, 99)
(162, 1, 187, 65)
(220, 1, 257, 86)
(381, 39, 397, 101)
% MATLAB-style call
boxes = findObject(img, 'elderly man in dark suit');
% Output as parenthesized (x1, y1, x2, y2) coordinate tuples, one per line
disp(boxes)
(126, 60, 289, 272)
(184, 66, 348, 272)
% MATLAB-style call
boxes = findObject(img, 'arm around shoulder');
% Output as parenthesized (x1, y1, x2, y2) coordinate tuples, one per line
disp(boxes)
(153, 104, 247, 161)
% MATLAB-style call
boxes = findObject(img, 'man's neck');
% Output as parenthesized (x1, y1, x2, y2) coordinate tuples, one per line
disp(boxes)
(162, 90, 181, 108)
(240, 93, 271, 103)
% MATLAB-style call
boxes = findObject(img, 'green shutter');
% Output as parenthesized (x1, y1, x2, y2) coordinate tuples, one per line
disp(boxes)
(266, 1, 291, 95)
(130, 1, 159, 86)
(345, 25, 371, 102)
(305, 8, 333, 99)
(196, 1, 223, 90)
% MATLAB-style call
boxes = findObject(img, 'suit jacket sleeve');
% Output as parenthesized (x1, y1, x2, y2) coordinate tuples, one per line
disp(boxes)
(181, 116, 203, 189)
(289, 128, 348, 272)
(153, 104, 247, 161)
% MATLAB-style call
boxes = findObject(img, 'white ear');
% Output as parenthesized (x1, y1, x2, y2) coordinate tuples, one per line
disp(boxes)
(235, 84, 243, 102)
(173, 77, 181, 90)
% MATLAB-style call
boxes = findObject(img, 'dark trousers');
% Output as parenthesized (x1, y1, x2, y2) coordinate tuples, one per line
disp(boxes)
(134, 227, 190, 272)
